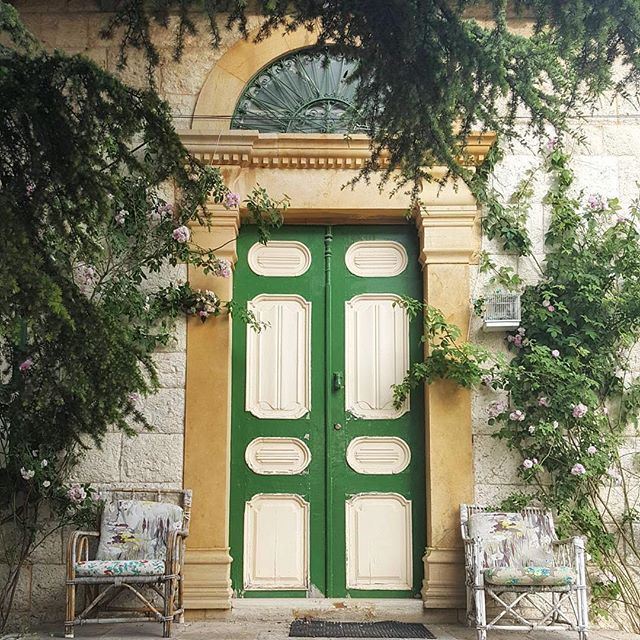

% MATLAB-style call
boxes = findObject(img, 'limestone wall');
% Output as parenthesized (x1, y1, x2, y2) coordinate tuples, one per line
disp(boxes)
(10, 0, 640, 627)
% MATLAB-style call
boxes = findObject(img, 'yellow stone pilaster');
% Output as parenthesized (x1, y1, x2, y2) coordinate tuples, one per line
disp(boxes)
(416, 205, 479, 609)
(183, 204, 239, 611)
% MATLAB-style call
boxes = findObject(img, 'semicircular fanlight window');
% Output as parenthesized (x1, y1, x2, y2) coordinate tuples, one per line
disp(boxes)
(231, 48, 367, 134)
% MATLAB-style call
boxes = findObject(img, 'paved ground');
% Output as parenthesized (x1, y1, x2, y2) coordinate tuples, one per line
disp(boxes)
(19, 621, 639, 640)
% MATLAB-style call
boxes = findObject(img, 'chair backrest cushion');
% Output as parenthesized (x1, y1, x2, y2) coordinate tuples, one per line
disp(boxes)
(96, 499, 183, 561)
(468, 511, 553, 569)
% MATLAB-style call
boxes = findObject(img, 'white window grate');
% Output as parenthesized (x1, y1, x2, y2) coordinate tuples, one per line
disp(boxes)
(483, 292, 521, 331)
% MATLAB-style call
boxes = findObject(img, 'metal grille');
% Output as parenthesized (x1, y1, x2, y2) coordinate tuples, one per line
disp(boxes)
(289, 620, 436, 638)
(483, 291, 521, 331)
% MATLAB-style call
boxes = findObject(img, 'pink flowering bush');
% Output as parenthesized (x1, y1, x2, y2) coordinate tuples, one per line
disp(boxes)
(481, 145, 640, 628)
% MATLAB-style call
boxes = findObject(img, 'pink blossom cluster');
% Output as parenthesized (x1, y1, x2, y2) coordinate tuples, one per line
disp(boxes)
(67, 484, 87, 504)
(212, 258, 232, 278)
(487, 401, 507, 419)
(74, 263, 99, 292)
(538, 396, 550, 407)
(223, 192, 241, 210)
(19, 357, 33, 373)
(509, 409, 526, 422)
(114, 209, 127, 225)
(523, 458, 538, 469)
(587, 193, 606, 211)
(542, 299, 555, 313)
(572, 403, 588, 419)
(507, 327, 527, 348)
(571, 463, 586, 476)
(172, 225, 190, 243)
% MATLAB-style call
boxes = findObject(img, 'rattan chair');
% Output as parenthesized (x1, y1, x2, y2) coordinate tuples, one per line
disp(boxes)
(65, 488, 191, 638)
(461, 504, 589, 640)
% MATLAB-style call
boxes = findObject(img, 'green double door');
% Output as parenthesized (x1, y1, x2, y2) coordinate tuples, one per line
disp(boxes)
(230, 225, 425, 598)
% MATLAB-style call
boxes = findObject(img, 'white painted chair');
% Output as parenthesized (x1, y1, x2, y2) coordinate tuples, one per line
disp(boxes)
(460, 504, 589, 640)
(65, 489, 191, 638)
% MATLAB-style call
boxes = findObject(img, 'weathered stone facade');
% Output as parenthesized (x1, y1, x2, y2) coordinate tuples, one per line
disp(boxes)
(10, 0, 640, 626)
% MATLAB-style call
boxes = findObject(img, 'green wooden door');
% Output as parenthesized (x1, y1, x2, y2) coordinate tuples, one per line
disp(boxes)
(230, 225, 424, 598)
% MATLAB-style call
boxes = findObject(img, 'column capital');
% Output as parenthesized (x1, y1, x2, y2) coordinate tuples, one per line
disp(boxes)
(415, 205, 480, 266)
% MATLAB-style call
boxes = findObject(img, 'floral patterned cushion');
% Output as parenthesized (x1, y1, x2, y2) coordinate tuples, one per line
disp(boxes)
(484, 565, 576, 586)
(75, 559, 166, 577)
(468, 511, 554, 569)
(96, 499, 183, 561)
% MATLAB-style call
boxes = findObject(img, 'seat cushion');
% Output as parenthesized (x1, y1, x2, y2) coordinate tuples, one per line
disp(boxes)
(484, 565, 576, 586)
(96, 499, 183, 562)
(75, 559, 166, 577)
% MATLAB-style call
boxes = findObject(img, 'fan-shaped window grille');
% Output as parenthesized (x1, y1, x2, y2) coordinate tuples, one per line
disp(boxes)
(231, 48, 366, 134)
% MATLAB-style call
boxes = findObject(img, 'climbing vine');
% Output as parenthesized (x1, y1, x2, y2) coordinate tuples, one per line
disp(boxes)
(396, 145, 640, 629)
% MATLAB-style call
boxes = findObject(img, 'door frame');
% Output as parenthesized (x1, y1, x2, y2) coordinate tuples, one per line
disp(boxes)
(179, 25, 495, 617)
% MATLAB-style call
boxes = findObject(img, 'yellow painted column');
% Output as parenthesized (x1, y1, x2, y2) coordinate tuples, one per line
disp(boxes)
(416, 204, 479, 610)
(183, 203, 239, 613)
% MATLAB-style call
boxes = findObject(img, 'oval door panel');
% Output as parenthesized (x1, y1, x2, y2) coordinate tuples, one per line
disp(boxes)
(345, 241, 408, 278)
(248, 241, 312, 277)
(245, 437, 312, 475)
(346, 436, 411, 474)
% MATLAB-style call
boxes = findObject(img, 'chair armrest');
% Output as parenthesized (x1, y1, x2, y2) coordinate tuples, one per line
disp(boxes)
(552, 536, 586, 569)
(66, 530, 100, 578)
(166, 529, 189, 574)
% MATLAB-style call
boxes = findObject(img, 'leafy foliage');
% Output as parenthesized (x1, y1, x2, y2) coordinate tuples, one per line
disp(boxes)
(393, 300, 498, 407)
(0, 5, 284, 628)
(481, 148, 640, 629)
(101, 0, 640, 196)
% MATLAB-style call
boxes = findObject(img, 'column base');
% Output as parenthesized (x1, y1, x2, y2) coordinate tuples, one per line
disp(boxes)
(421, 547, 466, 609)
(184, 548, 233, 610)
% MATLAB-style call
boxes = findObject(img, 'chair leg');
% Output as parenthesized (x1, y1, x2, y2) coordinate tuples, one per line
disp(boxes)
(65, 581, 75, 639)
(163, 577, 176, 638)
(177, 575, 184, 624)
(474, 584, 487, 640)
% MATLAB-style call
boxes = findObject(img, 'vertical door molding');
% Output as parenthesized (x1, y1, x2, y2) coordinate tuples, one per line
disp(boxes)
(415, 201, 479, 610)
(184, 201, 240, 612)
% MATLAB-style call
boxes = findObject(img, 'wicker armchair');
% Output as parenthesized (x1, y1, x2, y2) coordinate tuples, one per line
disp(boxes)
(65, 488, 191, 638)
(461, 504, 588, 640)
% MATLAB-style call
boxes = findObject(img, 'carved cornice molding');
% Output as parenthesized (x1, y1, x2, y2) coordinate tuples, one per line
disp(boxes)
(178, 130, 496, 171)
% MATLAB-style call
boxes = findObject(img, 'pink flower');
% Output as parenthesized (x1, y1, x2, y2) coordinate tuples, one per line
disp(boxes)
(480, 374, 494, 387)
(546, 137, 558, 151)
(223, 192, 241, 210)
(487, 401, 507, 419)
(587, 446, 597, 455)
(616, 214, 629, 225)
(547, 305, 555, 312)
(67, 484, 87, 504)
(572, 403, 588, 419)
(551, 349, 560, 358)
(42, 480, 51, 488)
(523, 458, 534, 469)
(571, 463, 586, 476)
(19, 358, 33, 373)
(114, 209, 127, 225)
(602, 407, 609, 415)
(213, 258, 232, 278)
(127, 392, 141, 405)
(538, 396, 550, 407)
(509, 410, 526, 422)
(517, 327, 526, 336)
(198, 310, 208, 318)
(542, 299, 551, 308)
(512, 334, 523, 348)
(172, 225, 190, 243)
(149, 202, 173, 223)
(587, 194, 606, 211)
(26, 181, 36, 196)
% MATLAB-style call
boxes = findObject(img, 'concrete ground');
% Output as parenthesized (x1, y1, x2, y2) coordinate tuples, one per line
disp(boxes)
(20, 600, 638, 640)
(22, 621, 638, 640)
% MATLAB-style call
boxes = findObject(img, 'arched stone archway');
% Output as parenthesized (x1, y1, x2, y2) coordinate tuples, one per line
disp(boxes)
(180, 26, 493, 617)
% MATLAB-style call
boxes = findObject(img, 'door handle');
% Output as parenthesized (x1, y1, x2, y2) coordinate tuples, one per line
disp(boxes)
(333, 372, 343, 391)
(333, 423, 343, 431)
